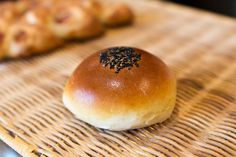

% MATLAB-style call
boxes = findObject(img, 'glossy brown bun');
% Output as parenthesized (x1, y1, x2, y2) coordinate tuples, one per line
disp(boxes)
(63, 47, 176, 131)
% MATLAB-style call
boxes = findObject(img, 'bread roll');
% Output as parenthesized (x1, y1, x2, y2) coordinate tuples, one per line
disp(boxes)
(4, 23, 62, 58)
(77, 0, 134, 27)
(63, 47, 176, 131)
(16, 0, 60, 12)
(20, 7, 51, 25)
(3, 7, 62, 58)
(77, 0, 102, 16)
(0, 33, 4, 59)
(100, 4, 134, 27)
(49, 2, 104, 40)
(0, 2, 19, 58)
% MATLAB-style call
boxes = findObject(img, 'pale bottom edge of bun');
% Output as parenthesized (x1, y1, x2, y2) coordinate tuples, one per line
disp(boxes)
(63, 93, 176, 131)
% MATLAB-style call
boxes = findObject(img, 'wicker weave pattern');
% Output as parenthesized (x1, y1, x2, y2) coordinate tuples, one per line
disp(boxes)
(0, 1, 236, 156)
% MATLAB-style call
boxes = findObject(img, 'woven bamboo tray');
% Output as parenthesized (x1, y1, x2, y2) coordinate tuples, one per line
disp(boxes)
(0, 0, 236, 156)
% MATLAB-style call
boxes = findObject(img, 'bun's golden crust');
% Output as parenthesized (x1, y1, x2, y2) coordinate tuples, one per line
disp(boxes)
(63, 47, 176, 131)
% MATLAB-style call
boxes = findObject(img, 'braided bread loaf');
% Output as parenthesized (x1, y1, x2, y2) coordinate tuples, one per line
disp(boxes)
(0, 0, 134, 59)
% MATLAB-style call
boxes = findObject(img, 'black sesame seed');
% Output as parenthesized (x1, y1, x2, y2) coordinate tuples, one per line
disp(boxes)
(99, 47, 141, 73)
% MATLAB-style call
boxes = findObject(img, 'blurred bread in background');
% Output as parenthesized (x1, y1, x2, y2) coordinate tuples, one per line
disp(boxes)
(0, 0, 134, 60)
(4, 5, 62, 58)
(49, 1, 105, 40)
(0, 2, 20, 58)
